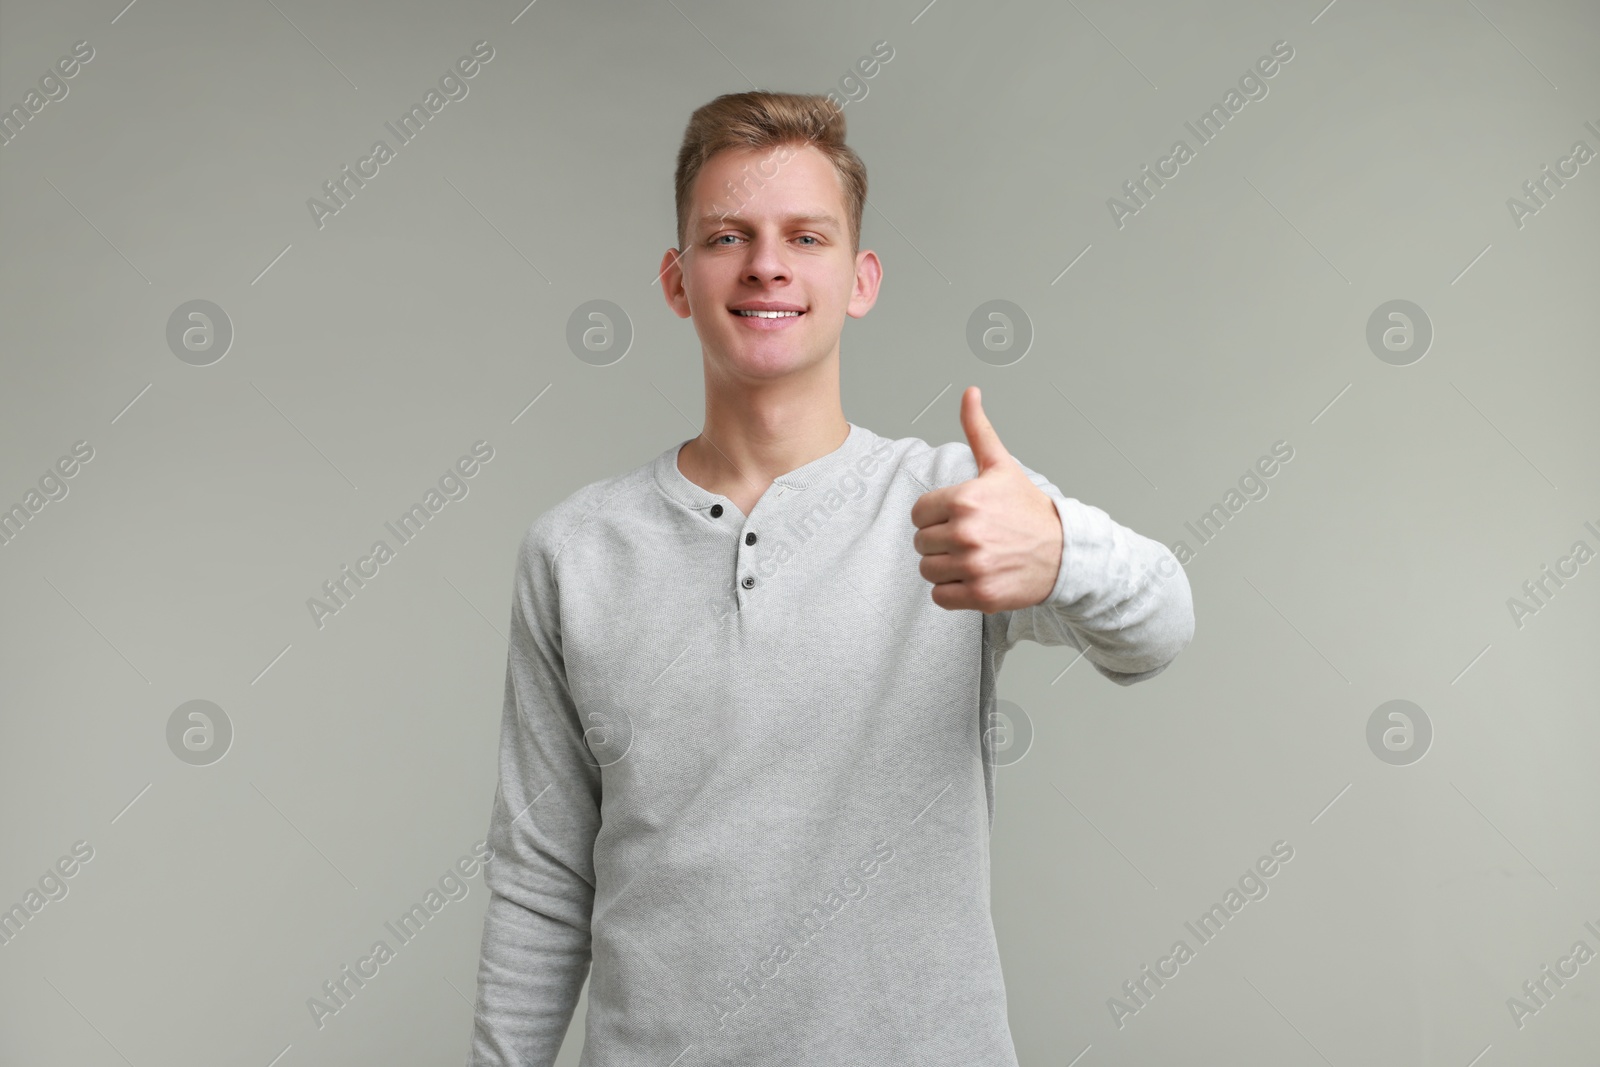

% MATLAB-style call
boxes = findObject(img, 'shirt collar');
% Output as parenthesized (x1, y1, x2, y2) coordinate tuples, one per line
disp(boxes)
(652, 421, 878, 511)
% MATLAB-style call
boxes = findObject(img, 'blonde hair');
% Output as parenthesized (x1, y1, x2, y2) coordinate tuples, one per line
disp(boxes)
(674, 90, 868, 256)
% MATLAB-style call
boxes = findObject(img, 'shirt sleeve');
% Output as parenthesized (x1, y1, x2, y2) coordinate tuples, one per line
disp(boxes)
(467, 521, 602, 1066)
(986, 458, 1195, 685)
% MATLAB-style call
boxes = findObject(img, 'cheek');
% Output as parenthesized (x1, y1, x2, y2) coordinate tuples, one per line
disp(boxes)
(813, 263, 857, 301)
(682, 266, 724, 310)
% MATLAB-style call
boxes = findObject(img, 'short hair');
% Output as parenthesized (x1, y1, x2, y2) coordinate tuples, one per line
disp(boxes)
(673, 90, 868, 256)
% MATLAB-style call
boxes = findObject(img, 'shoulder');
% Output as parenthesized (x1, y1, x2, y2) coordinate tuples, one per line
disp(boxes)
(514, 454, 658, 575)
(879, 429, 981, 493)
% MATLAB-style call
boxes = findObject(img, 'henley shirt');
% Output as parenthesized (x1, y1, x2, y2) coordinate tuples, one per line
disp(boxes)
(467, 420, 1195, 1066)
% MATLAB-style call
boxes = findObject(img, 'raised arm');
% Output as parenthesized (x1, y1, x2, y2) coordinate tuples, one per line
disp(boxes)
(992, 460, 1195, 685)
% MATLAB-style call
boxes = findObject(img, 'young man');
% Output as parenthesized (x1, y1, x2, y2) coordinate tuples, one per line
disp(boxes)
(467, 91, 1194, 1066)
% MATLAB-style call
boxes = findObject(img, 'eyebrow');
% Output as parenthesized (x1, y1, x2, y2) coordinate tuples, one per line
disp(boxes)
(696, 211, 842, 234)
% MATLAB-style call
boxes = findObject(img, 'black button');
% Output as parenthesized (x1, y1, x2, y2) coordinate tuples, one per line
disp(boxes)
(710, 504, 723, 518)
(745, 532, 757, 545)
(741, 576, 755, 589)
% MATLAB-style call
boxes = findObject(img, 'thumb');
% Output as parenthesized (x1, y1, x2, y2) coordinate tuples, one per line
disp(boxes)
(961, 386, 1012, 473)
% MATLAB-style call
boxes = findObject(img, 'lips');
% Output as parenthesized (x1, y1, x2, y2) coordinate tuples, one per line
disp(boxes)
(729, 305, 806, 330)
(729, 301, 806, 315)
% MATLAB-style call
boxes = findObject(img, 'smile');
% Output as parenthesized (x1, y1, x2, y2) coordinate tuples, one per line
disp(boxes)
(730, 308, 806, 330)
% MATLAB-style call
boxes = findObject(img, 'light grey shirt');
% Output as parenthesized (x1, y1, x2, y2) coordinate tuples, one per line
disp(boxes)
(468, 421, 1195, 1065)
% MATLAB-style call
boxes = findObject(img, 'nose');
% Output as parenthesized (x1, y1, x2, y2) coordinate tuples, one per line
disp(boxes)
(743, 230, 791, 284)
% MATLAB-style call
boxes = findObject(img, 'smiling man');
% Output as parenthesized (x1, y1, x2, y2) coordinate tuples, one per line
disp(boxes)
(467, 90, 1194, 1066)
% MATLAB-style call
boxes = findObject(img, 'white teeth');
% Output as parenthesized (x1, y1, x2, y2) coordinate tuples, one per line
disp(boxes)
(735, 309, 802, 317)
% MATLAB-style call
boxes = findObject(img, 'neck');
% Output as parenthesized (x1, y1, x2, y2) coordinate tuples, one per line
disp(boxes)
(680, 353, 849, 497)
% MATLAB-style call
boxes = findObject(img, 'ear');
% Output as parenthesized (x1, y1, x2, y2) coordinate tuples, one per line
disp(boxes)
(846, 248, 883, 319)
(659, 248, 692, 319)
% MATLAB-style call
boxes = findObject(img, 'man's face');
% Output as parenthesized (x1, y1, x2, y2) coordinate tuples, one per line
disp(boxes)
(661, 143, 880, 382)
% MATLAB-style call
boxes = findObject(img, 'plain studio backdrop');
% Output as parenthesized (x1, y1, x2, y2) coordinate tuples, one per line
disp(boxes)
(1, 0, 1597, 1064)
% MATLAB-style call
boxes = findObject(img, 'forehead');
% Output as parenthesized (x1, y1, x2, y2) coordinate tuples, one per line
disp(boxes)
(690, 144, 846, 226)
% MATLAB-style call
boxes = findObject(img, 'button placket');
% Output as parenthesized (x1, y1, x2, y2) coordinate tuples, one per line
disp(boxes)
(735, 497, 769, 598)
(739, 518, 759, 592)
(707, 482, 788, 601)
(706, 498, 761, 599)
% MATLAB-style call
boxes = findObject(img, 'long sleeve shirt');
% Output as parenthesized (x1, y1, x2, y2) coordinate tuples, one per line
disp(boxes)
(466, 420, 1195, 1066)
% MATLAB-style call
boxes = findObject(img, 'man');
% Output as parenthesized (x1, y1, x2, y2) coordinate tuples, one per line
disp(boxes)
(467, 90, 1193, 1066)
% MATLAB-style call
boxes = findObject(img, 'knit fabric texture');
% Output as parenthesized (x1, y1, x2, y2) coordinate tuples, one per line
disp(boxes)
(467, 421, 1195, 1065)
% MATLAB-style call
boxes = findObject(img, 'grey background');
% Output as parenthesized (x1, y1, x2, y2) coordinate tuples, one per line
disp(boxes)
(2, 0, 1597, 1064)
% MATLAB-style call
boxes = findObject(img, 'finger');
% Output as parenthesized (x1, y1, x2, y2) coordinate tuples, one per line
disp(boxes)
(912, 521, 962, 557)
(960, 386, 1012, 474)
(918, 552, 969, 586)
(928, 578, 977, 612)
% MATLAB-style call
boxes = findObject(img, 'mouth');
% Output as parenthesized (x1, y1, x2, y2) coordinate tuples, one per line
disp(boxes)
(729, 306, 806, 329)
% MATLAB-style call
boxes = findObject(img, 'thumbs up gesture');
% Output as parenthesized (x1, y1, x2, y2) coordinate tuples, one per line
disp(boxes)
(911, 387, 1065, 614)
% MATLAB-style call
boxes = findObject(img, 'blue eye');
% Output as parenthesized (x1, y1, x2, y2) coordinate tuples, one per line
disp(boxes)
(710, 233, 822, 246)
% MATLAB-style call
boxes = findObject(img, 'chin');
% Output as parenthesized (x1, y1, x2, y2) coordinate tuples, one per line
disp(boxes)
(713, 341, 825, 379)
